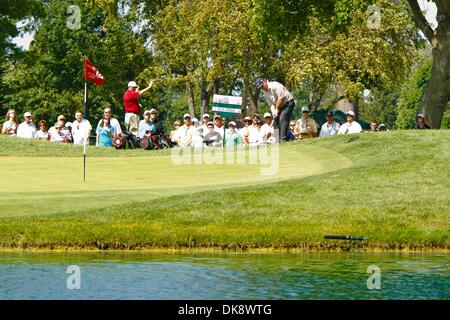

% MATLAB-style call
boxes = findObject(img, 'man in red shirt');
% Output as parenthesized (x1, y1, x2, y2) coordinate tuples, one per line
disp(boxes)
(124, 80, 154, 135)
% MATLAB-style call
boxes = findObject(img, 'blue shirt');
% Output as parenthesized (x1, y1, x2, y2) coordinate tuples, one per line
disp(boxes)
(97, 125, 114, 147)
(138, 120, 156, 139)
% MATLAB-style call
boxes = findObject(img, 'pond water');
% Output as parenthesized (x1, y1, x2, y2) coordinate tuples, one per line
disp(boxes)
(0, 251, 448, 300)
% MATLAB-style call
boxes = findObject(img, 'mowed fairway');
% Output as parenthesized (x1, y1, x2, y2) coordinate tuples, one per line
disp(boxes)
(0, 145, 352, 217)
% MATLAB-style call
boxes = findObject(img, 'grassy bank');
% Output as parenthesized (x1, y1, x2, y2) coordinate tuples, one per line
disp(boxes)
(0, 130, 448, 250)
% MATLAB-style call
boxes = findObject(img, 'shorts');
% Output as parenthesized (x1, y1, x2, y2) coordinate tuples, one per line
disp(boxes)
(125, 113, 139, 135)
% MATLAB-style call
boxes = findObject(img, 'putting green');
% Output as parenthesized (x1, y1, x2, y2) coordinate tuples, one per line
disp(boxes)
(0, 144, 352, 217)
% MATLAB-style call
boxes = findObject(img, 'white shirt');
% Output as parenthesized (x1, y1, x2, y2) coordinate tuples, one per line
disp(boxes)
(264, 81, 294, 109)
(320, 121, 340, 137)
(35, 130, 49, 139)
(176, 125, 196, 147)
(260, 122, 275, 141)
(248, 125, 263, 145)
(338, 121, 362, 135)
(97, 118, 122, 135)
(16, 122, 36, 139)
(72, 119, 92, 145)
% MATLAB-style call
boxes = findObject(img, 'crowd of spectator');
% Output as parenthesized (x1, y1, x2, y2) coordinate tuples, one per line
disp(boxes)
(1, 106, 430, 149)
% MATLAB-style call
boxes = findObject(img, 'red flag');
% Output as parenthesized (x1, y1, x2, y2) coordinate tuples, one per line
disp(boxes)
(84, 58, 105, 86)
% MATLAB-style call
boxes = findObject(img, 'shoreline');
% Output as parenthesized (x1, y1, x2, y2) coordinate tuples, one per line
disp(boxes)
(0, 245, 448, 254)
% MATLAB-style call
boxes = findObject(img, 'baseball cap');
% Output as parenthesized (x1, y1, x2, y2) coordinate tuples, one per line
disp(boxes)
(183, 113, 191, 119)
(301, 107, 310, 112)
(65, 122, 72, 128)
(144, 110, 151, 115)
(57, 114, 66, 120)
(326, 111, 334, 117)
(24, 112, 32, 117)
(416, 113, 425, 119)
(202, 113, 210, 119)
(255, 77, 265, 89)
(207, 121, 214, 127)
(228, 121, 237, 127)
(264, 112, 272, 118)
(243, 116, 252, 122)
(127, 81, 138, 88)
(252, 113, 260, 118)
(214, 114, 221, 120)
(346, 110, 356, 117)
(192, 117, 199, 123)
(149, 108, 157, 114)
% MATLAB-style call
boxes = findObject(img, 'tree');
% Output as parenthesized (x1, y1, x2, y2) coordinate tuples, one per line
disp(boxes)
(406, 0, 449, 128)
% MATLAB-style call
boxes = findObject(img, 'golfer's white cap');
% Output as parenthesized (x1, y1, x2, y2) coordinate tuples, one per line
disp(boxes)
(24, 112, 32, 117)
(183, 113, 191, 119)
(228, 121, 237, 127)
(346, 110, 356, 117)
(128, 81, 138, 88)
(202, 113, 210, 119)
(264, 112, 272, 118)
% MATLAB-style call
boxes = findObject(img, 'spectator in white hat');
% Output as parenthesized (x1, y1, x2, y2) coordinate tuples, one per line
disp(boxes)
(176, 113, 196, 147)
(201, 114, 210, 132)
(414, 113, 430, 129)
(50, 120, 71, 143)
(71, 110, 92, 145)
(192, 127, 204, 148)
(294, 107, 318, 139)
(138, 110, 156, 139)
(16, 112, 36, 139)
(124, 79, 154, 135)
(338, 110, 362, 135)
(248, 113, 263, 146)
(224, 121, 243, 147)
(261, 112, 276, 143)
(148, 108, 164, 136)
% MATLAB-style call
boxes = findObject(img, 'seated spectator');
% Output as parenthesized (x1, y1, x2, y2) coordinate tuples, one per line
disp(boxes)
(338, 110, 362, 134)
(2, 109, 18, 135)
(319, 111, 340, 137)
(16, 112, 37, 139)
(201, 114, 210, 132)
(203, 121, 223, 147)
(50, 120, 71, 142)
(213, 115, 225, 146)
(239, 116, 252, 145)
(287, 121, 296, 141)
(414, 113, 430, 129)
(192, 117, 200, 128)
(294, 107, 318, 139)
(224, 121, 243, 147)
(378, 123, 387, 131)
(148, 108, 164, 135)
(96, 118, 116, 147)
(170, 120, 181, 145)
(72, 110, 92, 145)
(35, 120, 50, 140)
(192, 127, 204, 148)
(97, 106, 122, 136)
(138, 110, 156, 139)
(370, 120, 378, 132)
(261, 112, 276, 143)
(176, 113, 196, 147)
(248, 113, 263, 146)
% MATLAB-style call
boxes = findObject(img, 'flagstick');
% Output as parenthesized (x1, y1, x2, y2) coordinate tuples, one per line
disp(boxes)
(83, 81, 87, 182)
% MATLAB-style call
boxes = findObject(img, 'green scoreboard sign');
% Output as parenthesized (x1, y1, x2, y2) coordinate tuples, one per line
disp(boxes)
(212, 94, 242, 119)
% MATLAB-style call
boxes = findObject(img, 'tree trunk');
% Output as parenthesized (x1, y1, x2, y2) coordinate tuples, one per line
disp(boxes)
(186, 81, 195, 116)
(200, 81, 215, 116)
(407, 0, 450, 128)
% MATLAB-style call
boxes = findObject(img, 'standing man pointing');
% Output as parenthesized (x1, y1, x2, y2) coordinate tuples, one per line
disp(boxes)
(124, 80, 154, 136)
(256, 78, 295, 142)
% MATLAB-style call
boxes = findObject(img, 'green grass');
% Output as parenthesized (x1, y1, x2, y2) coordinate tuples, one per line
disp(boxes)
(0, 130, 448, 250)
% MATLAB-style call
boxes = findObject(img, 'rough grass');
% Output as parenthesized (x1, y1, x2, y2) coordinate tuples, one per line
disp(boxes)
(0, 130, 448, 250)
